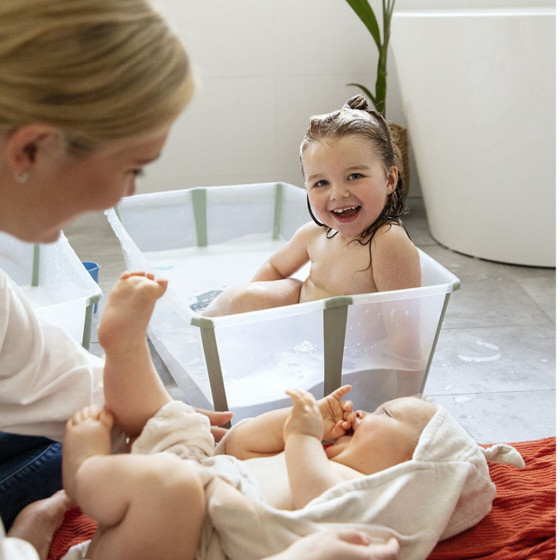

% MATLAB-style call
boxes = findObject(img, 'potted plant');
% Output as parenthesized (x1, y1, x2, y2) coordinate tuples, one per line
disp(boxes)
(345, 0, 409, 195)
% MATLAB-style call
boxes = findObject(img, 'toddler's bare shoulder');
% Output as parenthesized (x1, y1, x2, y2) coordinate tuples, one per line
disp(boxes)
(298, 220, 324, 234)
(372, 222, 413, 246)
(294, 221, 325, 243)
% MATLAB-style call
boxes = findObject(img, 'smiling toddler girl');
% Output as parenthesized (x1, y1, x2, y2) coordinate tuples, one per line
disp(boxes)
(203, 95, 419, 316)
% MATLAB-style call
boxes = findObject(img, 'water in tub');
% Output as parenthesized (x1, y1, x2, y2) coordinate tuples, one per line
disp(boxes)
(144, 232, 319, 407)
(144, 232, 309, 311)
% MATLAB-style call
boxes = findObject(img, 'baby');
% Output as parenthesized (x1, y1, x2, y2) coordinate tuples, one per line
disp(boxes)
(62, 273, 524, 560)
(221, 390, 436, 511)
(203, 95, 419, 316)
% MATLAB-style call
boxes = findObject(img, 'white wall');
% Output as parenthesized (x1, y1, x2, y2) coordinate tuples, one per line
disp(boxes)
(140, 0, 554, 197)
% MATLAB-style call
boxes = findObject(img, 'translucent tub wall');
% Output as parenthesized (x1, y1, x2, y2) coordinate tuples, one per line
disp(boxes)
(107, 182, 459, 422)
(0, 232, 102, 349)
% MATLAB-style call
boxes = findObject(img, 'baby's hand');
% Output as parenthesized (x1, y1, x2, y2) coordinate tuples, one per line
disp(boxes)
(283, 389, 323, 441)
(318, 385, 356, 441)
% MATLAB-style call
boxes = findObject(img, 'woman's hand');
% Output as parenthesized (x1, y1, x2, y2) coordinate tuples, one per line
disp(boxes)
(194, 408, 233, 442)
(265, 530, 399, 560)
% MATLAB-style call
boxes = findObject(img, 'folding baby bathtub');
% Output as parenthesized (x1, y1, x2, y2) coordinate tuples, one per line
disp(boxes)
(106, 182, 459, 422)
(0, 232, 102, 349)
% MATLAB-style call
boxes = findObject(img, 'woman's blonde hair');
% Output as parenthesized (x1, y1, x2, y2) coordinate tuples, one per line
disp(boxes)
(0, 0, 195, 154)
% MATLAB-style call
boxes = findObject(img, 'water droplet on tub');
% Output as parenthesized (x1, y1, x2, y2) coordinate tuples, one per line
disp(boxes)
(444, 384, 454, 391)
(454, 395, 473, 404)
(295, 341, 314, 353)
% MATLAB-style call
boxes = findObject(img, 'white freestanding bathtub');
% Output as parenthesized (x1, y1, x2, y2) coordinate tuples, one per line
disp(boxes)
(392, 9, 555, 267)
(107, 182, 459, 422)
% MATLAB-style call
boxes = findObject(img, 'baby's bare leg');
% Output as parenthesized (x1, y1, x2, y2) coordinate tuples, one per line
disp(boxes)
(98, 272, 172, 435)
(63, 407, 205, 560)
(203, 278, 302, 317)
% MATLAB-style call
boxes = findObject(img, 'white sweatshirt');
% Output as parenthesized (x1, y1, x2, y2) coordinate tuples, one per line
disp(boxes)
(0, 268, 104, 442)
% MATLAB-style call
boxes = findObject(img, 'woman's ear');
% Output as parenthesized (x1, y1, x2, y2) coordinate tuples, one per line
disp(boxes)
(4, 124, 60, 178)
(386, 166, 399, 194)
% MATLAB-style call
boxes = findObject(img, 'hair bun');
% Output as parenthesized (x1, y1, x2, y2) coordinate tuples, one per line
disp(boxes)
(345, 94, 369, 111)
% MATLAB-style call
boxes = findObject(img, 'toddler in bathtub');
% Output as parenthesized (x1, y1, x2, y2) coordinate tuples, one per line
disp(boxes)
(203, 94, 419, 317)
(62, 272, 523, 560)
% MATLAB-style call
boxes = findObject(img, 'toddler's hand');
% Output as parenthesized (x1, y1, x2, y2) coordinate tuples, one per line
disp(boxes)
(283, 389, 323, 441)
(318, 385, 356, 441)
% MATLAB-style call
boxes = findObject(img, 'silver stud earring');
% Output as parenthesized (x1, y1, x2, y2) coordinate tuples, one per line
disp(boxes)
(15, 171, 29, 184)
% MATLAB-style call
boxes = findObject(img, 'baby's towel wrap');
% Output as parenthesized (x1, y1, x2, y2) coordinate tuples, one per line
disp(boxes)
(412, 405, 524, 540)
(64, 402, 524, 560)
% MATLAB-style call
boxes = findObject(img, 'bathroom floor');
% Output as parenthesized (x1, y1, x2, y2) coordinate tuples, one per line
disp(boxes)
(65, 197, 556, 444)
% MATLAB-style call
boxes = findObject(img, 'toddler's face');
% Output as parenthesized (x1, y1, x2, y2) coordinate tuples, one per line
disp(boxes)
(302, 135, 398, 241)
(327, 397, 436, 474)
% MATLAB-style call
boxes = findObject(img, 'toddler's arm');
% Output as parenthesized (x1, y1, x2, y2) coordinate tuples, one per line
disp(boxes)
(371, 224, 420, 292)
(252, 222, 315, 281)
(371, 225, 422, 367)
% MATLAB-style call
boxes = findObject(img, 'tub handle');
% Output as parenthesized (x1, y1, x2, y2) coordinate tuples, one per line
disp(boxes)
(323, 302, 349, 396)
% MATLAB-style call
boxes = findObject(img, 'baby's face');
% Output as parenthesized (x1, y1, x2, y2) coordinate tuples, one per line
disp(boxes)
(327, 397, 436, 474)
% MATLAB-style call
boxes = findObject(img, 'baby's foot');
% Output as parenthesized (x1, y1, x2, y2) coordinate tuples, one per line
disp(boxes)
(63, 406, 114, 503)
(98, 272, 168, 355)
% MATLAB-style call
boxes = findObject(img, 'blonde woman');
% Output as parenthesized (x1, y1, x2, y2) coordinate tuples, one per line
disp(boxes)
(0, 0, 232, 542)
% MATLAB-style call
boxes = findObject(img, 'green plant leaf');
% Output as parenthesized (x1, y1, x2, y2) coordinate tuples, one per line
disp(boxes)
(345, 0, 382, 49)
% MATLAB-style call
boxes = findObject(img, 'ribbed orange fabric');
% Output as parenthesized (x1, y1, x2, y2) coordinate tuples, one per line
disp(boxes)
(47, 438, 555, 560)
(47, 507, 97, 560)
(428, 437, 556, 560)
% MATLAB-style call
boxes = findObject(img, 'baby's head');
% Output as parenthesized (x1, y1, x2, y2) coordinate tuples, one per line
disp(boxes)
(326, 396, 436, 474)
(327, 395, 525, 542)
(299, 95, 406, 241)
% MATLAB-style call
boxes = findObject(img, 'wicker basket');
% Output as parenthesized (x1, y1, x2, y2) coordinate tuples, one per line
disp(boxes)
(389, 123, 410, 198)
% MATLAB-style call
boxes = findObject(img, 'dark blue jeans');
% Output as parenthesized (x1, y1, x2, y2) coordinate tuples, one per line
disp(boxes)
(0, 431, 62, 531)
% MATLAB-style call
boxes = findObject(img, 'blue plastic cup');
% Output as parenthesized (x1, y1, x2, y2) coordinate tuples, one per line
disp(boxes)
(82, 261, 100, 312)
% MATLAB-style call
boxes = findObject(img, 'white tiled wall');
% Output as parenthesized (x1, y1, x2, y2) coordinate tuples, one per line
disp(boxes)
(140, 0, 554, 196)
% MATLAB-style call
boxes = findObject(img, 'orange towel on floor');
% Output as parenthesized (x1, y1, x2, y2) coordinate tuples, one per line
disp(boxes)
(47, 507, 97, 560)
(47, 438, 556, 560)
(428, 437, 556, 560)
